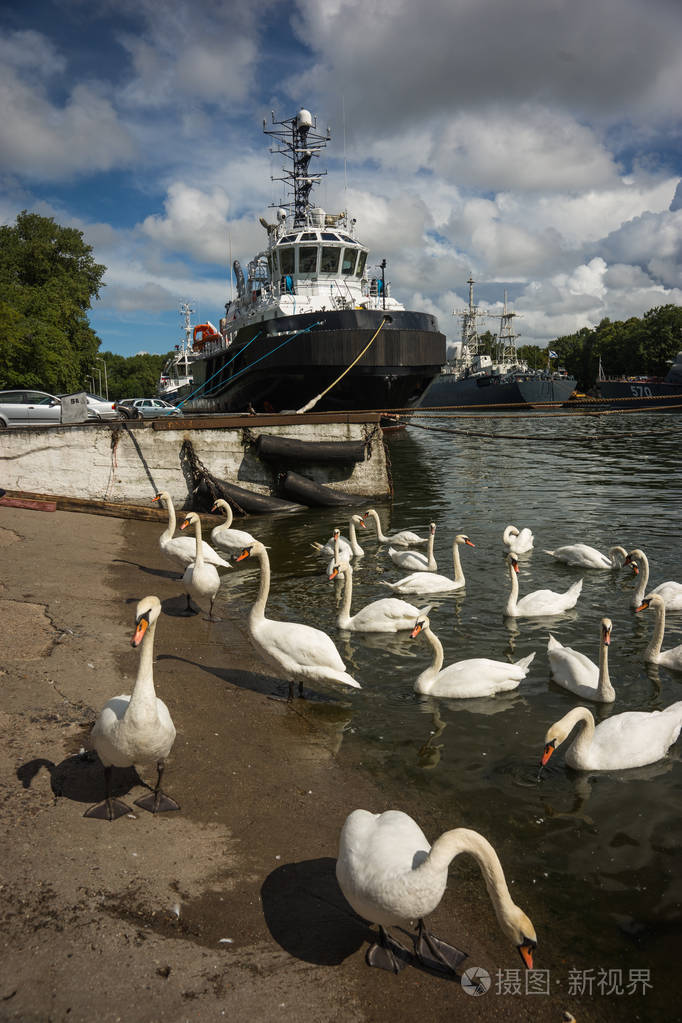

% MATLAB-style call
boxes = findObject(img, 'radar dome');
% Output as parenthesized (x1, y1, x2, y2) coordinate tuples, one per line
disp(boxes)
(297, 109, 313, 129)
(277, 208, 287, 222)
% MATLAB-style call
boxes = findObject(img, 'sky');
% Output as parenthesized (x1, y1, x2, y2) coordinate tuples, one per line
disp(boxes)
(1, 0, 681, 360)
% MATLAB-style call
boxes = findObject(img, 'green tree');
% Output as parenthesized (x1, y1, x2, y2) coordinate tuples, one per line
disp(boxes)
(101, 351, 168, 401)
(0, 211, 105, 392)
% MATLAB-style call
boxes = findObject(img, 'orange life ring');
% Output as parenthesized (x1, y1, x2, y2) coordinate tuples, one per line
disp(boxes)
(192, 323, 219, 350)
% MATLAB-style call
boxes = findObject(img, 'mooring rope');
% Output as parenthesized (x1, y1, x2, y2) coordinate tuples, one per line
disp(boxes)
(296, 316, 390, 414)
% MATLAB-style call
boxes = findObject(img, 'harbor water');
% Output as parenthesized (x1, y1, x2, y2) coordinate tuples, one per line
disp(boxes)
(215, 410, 681, 1017)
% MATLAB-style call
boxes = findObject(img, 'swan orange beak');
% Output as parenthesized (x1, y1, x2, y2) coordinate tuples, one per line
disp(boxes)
(512, 561, 519, 574)
(233, 547, 251, 562)
(131, 617, 149, 647)
(602, 626, 611, 645)
(329, 567, 339, 580)
(635, 600, 650, 612)
(152, 494, 161, 503)
(465, 539, 475, 547)
(631, 564, 639, 576)
(518, 940, 535, 970)
(180, 519, 190, 530)
(541, 739, 556, 767)
(411, 622, 424, 638)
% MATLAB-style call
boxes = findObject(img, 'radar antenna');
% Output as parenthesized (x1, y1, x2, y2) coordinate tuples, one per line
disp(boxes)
(264, 108, 331, 227)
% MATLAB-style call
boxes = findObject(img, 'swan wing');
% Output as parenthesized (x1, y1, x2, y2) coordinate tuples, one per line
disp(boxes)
(516, 580, 583, 616)
(212, 526, 257, 554)
(381, 573, 459, 594)
(430, 657, 534, 698)
(388, 547, 429, 571)
(650, 582, 682, 610)
(391, 530, 428, 547)
(571, 704, 682, 770)
(544, 544, 611, 568)
(347, 597, 421, 632)
(252, 618, 359, 686)
(547, 637, 598, 684)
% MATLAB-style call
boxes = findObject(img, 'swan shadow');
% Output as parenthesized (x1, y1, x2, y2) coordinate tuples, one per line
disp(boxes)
(260, 857, 370, 965)
(503, 609, 580, 637)
(112, 558, 182, 580)
(17, 754, 142, 805)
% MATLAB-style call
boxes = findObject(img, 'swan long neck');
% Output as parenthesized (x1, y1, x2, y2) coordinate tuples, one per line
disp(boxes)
(338, 565, 354, 626)
(424, 828, 520, 932)
(369, 510, 389, 543)
(562, 706, 596, 759)
(632, 551, 649, 604)
(192, 516, 205, 568)
(415, 626, 444, 693)
(596, 631, 615, 701)
(160, 493, 176, 542)
(645, 598, 666, 660)
(251, 546, 271, 620)
(505, 560, 519, 612)
(129, 616, 159, 717)
(427, 529, 436, 567)
(221, 501, 234, 529)
(608, 546, 627, 567)
(451, 540, 464, 582)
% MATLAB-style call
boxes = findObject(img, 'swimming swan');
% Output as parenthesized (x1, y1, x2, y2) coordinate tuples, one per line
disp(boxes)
(336, 809, 537, 975)
(636, 594, 682, 670)
(152, 491, 230, 569)
(362, 508, 428, 547)
(180, 512, 222, 619)
(312, 515, 366, 559)
(547, 618, 616, 702)
(234, 540, 361, 699)
(503, 525, 534, 554)
(411, 610, 536, 698)
(505, 554, 583, 618)
(85, 596, 179, 820)
(381, 534, 475, 595)
(388, 522, 437, 572)
(210, 499, 257, 554)
(541, 702, 682, 771)
(624, 549, 682, 610)
(543, 544, 627, 570)
(329, 559, 427, 632)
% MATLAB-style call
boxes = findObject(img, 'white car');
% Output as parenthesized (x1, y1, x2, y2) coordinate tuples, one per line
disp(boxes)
(81, 393, 121, 420)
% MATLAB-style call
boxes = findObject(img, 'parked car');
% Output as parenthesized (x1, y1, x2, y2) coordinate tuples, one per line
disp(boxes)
(115, 398, 183, 419)
(0, 390, 63, 428)
(58, 393, 121, 421)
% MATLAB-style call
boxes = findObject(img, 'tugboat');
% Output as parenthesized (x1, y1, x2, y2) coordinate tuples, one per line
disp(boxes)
(417, 277, 577, 410)
(183, 108, 445, 415)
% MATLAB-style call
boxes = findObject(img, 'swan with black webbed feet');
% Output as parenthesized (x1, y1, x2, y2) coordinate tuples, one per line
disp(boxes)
(180, 512, 223, 620)
(505, 554, 583, 617)
(543, 543, 627, 570)
(540, 702, 682, 772)
(233, 540, 360, 699)
(152, 491, 230, 570)
(210, 499, 257, 555)
(388, 521, 437, 572)
(85, 596, 179, 821)
(336, 809, 537, 975)
(547, 618, 616, 702)
(362, 508, 428, 547)
(503, 524, 534, 554)
(624, 548, 682, 610)
(329, 559, 428, 633)
(636, 594, 682, 670)
(380, 534, 475, 595)
(410, 610, 536, 698)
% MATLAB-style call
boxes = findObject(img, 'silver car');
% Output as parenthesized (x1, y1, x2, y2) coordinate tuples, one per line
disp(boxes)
(116, 398, 183, 419)
(0, 390, 63, 428)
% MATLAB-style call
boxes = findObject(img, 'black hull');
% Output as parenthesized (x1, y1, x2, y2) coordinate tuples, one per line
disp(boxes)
(187, 310, 445, 414)
(417, 371, 577, 409)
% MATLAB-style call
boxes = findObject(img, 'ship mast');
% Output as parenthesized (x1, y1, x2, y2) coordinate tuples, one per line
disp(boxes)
(497, 289, 520, 365)
(454, 276, 490, 372)
(180, 301, 194, 354)
(264, 108, 331, 227)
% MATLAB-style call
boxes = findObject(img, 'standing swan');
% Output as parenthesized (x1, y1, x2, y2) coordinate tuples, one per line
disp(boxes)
(505, 554, 583, 617)
(503, 525, 534, 554)
(152, 492, 230, 570)
(381, 534, 475, 595)
(329, 559, 427, 632)
(210, 499, 257, 554)
(547, 618, 616, 702)
(85, 596, 179, 820)
(624, 549, 682, 610)
(336, 809, 537, 974)
(540, 702, 682, 772)
(234, 541, 361, 699)
(543, 544, 627, 570)
(388, 522, 437, 572)
(636, 594, 682, 670)
(411, 610, 536, 698)
(180, 512, 223, 620)
(362, 508, 427, 547)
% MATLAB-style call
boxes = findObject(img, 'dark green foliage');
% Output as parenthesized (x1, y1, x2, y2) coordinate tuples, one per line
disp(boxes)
(547, 306, 682, 389)
(100, 351, 168, 401)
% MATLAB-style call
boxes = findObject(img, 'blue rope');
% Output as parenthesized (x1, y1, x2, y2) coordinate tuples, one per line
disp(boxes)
(177, 331, 263, 407)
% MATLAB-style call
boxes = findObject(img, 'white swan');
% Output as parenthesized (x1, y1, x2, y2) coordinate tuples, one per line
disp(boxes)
(362, 508, 427, 547)
(152, 491, 230, 569)
(336, 809, 537, 975)
(234, 540, 361, 699)
(636, 594, 682, 670)
(624, 548, 682, 610)
(504, 554, 583, 617)
(210, 499, 257, 554)
(503, 524, 534, 554)
(541, 702, 682, 771)
(411, 611, 536, 698)
(180, 512, 222, 619)
(329, 559, 427, 633)
(547, 618, 616, 702)
(388, 522, 437, 572)
(312, 515, 366, 559)
(380, 534, 475, 595)
(85, 596, 179, 820)
(543, 544, 627, 570)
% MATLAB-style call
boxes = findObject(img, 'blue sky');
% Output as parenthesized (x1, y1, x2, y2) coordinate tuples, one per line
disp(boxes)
(2, 0, 681, 360)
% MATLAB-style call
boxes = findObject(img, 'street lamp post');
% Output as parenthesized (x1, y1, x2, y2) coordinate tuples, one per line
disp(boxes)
(96, 356, 108, 399)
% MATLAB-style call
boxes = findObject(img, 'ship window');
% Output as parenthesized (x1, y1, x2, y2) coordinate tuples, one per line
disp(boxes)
(279, 247, 295, 276)
(320, 246, 341, 273)
(298, 246, 318, 274)
(341, 247, 357, 275)
(280, 235, 296, 243)
(301, 232, 317, 240)
(321, 232, 340, 240)
(355, 250, 368, 277)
